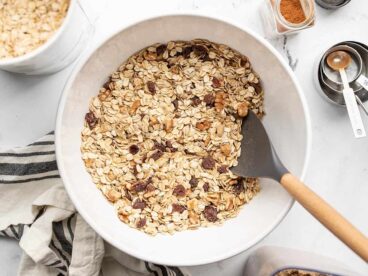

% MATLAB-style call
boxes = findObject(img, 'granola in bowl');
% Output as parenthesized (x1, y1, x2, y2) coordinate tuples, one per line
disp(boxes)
(81, 39, 264, 235)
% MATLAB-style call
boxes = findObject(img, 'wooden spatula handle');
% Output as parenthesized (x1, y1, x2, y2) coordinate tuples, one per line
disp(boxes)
(281, 173, 368, 262)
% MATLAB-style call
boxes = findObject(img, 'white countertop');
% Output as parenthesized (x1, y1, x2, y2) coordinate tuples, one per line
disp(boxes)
(1, 0, 368, 275)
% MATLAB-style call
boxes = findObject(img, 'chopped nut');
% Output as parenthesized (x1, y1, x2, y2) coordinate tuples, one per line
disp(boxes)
(220, 144, 231, 157)
(105, 189, 121, 202)
(165, 119, 174, 133)
(150, 116, 159, 125)
(237, 102, 249, 117)
(129, 100, 141, 115)
(196, 120, 211, 131)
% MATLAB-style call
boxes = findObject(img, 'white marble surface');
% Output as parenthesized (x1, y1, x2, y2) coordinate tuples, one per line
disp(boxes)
(1, 0, 368, 275)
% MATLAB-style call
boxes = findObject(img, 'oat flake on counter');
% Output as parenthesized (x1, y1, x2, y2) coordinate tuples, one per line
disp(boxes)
(0, 0, 70, 59)
(81, 39, 264, 235)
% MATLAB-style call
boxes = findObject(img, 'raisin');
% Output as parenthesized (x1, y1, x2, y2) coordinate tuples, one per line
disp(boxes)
(165, 140, 173, 148)
(172, 99, 179, 110)
(133, 182, 147, 192)
(146, 183, 155, 192)
(103, 81, 111, 90)
(132, 199, 146, 209)
(251, 82, 262, 94)
(156, 44, 167, 56)
(173, 184, 186, 197)
(233, 179, 245, 195)
(182, 46, 192, 58)
(212, 77, 221, 88)
(191, 96, 201, 106)
(204, 205, 218, 222)
(217, 165, 228, 174)
(150, 150, 163, 161)
(240, 57, 248, 67)
(203, 182, 209, 192)
(147, 81, 156, 94)
(85, 112, 98, 129)
(202, 156, 216, 170)
(136, 218, 146, 228)
(172, 203, 186, 213)
(189, 176, 198, 188)
(193, 45, 207, 58)
(203, 94, 215, 107)
(129, 144, 139, 155)
(153, 140, 166, 152)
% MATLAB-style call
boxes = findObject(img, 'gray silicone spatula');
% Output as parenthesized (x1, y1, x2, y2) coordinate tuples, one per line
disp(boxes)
(231, 111, 368, 262)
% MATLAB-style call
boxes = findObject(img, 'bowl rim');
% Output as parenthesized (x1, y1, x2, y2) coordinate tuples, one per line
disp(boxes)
(55, 12, 312, 266)
(0, 0, 76, 65)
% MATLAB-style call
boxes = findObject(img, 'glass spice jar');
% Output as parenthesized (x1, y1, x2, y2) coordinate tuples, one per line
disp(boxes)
(260, 0, 315, 37)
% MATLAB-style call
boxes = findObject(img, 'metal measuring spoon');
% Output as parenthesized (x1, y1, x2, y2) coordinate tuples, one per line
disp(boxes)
(232, 111, 368, 261)
(326, 51, 366, 138)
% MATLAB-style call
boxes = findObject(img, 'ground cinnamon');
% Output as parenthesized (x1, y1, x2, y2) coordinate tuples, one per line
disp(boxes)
(280, 0, 306, 24)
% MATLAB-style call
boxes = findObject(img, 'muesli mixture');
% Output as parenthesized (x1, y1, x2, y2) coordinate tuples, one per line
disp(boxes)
(0, 0, 70, 59)
(81, 39, 264, 235)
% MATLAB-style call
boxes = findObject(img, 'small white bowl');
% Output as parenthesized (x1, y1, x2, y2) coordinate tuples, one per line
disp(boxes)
(0, 0, 93, 75)
(56, 14, 311, 266)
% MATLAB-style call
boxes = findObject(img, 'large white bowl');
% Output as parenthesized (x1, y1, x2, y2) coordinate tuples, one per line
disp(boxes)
(56, 14, 311, 266)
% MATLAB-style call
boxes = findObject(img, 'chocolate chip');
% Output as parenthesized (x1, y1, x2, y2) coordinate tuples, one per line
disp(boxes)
(182, 46, 192, 58)
(212, 77, 221, 88)
(172, 203, 186, 213)
(191, 96, 201, 106)
(173, 184, 186, 197)
(150, 149, 163, 161)
(156, 44, 167, 56)
(85, 112, 98, 129)
(172, 99, 179, 110)
(217, 165, 228, 174)
(133, 182, 147, 192)
(203, 182, 209, 192)
(203, 94, 215, 107)
(233, 179, 245, 195)
(132, 199, 146, 209)
(136, 218, 146, 228)
(189, 176, 198, 188)
(203, 205, 218, 222)
(202, 156, 216, 170)
(129, 144, 139, 155)
(147, 81, 156, 94)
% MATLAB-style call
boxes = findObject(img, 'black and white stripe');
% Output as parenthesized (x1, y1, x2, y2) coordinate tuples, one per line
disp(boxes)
(0, 132, 186, 276)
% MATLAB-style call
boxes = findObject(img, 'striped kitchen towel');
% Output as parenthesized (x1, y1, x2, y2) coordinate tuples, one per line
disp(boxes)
(0, 132, 189, 276)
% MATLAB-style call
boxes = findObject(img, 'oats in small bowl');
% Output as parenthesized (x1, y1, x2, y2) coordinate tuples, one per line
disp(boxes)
(81, 39, 265, 235)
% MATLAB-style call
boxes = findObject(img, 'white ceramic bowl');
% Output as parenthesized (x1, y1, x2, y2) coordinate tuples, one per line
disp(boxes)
(0, 0, 93, 75)
(56, 14, 311, 266)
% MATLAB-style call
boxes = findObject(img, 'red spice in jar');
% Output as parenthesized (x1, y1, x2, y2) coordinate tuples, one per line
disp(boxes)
(280, 0, 306, 24)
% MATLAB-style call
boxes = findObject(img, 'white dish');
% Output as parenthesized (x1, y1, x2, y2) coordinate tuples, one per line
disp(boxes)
(0, 0, 93, 75)
(56, 14, 311, 266)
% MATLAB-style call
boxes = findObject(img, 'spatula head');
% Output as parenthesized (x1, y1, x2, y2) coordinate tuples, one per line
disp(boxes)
(231, 111, 288, 181)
